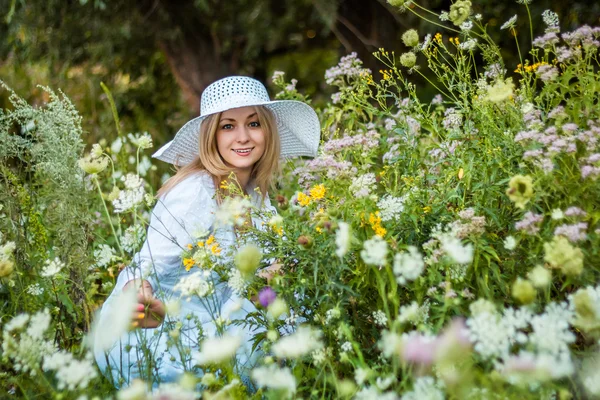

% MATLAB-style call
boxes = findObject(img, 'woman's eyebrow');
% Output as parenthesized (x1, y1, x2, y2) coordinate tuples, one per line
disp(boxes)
(220, 113, 257, 123)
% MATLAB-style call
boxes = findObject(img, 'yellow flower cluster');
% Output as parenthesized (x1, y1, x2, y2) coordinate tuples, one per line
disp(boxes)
(434, 33, 443, 44)
(448, 37, 460, 46)
(297, 192, 311, 207)
(369, 212, 387, 237)
(309, 184, 326, 200)
(183, 235, 221, 271)
(514, 61, 549, 74)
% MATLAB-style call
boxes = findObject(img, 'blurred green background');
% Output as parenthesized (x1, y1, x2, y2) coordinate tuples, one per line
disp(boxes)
(1, 0, 599, 149)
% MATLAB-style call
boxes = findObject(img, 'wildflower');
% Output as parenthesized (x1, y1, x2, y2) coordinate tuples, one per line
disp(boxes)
(26, 283, 44, 296)
(484, 78, 514, 103)
(268, 214, 284, 235)
(503, 236, 517, 250)
(349, 173, 377, 198)
(234, 244, 262, 276)
(500, 15, 517, 30)
(268, 298, 288, 319)
(536, 64, 559, 82)
(512, 278, 536, 304)
(258, 286, 276, 307)
(324, 52, 372, 86)
(121, 224, 145, 253)
(335, 222, 351, 258)
(554, 222, 588, 242)
(528, 265, 552, 288)
(78, 155, 109, 175)
(373, 310, 388, 326)
(542, 10, 560, 32)
(544, 236, 584, 276)
(0, 259, 14, 278)
(128, 132, 153, 149)
(41, 257, 64, 277)
(448, 0, 472, 26)
(361, 235, 389, 267)
(459, 38, 477, 51)
(252, 365, 296, 396)
(297, 235, 313, 248)
(399, 52, 417, 68)
(227, 268, 247, 296)
(173, 272, 213, 299)
(506, 175, 533, 209)
(90, 286, 138, 352)
(440, 236, 473, 265)
(571, 286, 600, 334)
(398, 301, 422, 325)
(377, 195, 406, 221)
(460, 21, 473, 31)
(272, 326, 323, 358)
(112, 174, 145, 214)
(194, 334, 242, 365)
(393, 246, 425, 285)
(297, 192, 311, 206)
(402, 29, 420, 47)
(309, 184, 326, 200)
(551, 208, 564, 220)
(117, 380, 147, 400)
(183, 258, 195, 271)
(402, 376, 445, 400)
(90, 143, 103, 158)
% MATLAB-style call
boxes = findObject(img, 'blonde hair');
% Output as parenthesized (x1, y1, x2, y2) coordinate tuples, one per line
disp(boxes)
(156, 105, 280, 201)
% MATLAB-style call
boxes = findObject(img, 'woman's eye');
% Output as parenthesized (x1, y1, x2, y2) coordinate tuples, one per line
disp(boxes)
(221, 124, 233, 130)
(249, 121, 260, 128)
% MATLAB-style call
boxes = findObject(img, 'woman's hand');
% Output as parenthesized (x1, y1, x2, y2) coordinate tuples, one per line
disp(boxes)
(124, 279, 166, 329)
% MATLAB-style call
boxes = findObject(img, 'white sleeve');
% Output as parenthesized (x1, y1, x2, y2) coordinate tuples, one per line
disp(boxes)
(114, 174, 216, 293)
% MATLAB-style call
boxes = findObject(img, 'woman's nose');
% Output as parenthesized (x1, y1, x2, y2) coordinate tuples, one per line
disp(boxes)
(236, 126, 251, 142)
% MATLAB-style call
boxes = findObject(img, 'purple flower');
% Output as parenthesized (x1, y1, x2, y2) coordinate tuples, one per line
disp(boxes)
(258, 287, 277, 307)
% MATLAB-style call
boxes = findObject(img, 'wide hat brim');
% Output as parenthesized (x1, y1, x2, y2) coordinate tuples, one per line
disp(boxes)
(152, 100, 321, 166)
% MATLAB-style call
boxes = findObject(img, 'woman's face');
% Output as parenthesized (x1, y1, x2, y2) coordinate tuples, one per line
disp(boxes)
(216, 106, 266, 175)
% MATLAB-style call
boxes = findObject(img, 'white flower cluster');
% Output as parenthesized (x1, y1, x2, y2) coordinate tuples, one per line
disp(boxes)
(272, 325, 324, 359)
(27, 283, 44, 296)
(349, 173, 377, 198)
(227, 268, 247, 296)
(194, 334, 241, 365)
(355, 386, 399, 400)
(393, 246, 425, 285)
(440, 235, 474, 265)
(127, 132, 153, 149)
(214, 196, 253, 227)
(398, 301, 426, 325)
(252, 364, 296, 396)
(372, 310, 388, 327)
(335, 222, 351, 258)
(2, 310, 55, 376)
(361, 236, 388, 267)
(121, 224, 145, 253)
(90, 286, 138, 352)
(173, 271, 214, 300)
(41, 257, 64, 277)
(112, 173, 145, 213)
(325, 308, 341, 324)
(401, 376, 445, 400)
(42, 351, 97, 391)
(377, 195, 406, 222)
(94, 244, 117, 268)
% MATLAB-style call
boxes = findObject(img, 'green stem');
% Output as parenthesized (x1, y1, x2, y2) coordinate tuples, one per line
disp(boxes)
(93, 176, 125, 257)
(406, 6, 461, 35)
(524, 3, 534, 45)
(512, 28, 524, 67)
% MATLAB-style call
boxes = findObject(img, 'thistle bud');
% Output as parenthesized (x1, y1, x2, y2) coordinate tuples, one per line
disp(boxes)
(234, 244, 262, 276)
(297, 235, 314, 248)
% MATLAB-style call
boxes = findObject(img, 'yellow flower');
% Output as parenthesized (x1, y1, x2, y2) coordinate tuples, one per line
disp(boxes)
(544, 236, 584, 276)
(297, 192, 311, 207)
(183, 258, 195, 271)
(423, 206, 432, 214)
(309, 184, 326, 201)
(210, 244, 221, 256)
(206, 235, 215, 246)
(506, 175, 533, 209)
(375, 225, 387, 237)
(186, 243, 193, 250)
(197, 241, 205, 247)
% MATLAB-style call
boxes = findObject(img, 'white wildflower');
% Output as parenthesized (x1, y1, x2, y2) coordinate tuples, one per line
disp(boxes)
(121, 224, 145, 253)
(500, 15, 517, 30)
(173, 271, 213, 300)
(361, 236, 389, 267)
(440, 236, 474, 264)
(90, 286, 138, 352)
(128, 132, 153, 149)
(112, 174, 145, 213)
(349, 173, 377, 198)
(377, 195, 406, 221)
(341, 341, 353, 353)
(398, 302, 422, 325)
(214, 196, 253, 227)
(401, 376, 445, 400)
(94, 244, 117, 268)
(194, 334, 242, 365)
(503, 236, 517, 251)
(110, 137, 123, 154)
(393, 246, 425, 285)
(378, 330, 402, 358)
(459, 39, 478, 51)
(117, 379, 148, 400)
(335, 222, 351, 258)
(26, 283, 44, 296)
(373, 310, 388, 327)
(460, 21, 473, 31)
(271, 325, 324, 359)
(227, 268, 247, 296)
(41, 257, 64, 277)
(252, 365, 296, 396)
(551, 208, 564, 220)
(43, 351, 97, 390)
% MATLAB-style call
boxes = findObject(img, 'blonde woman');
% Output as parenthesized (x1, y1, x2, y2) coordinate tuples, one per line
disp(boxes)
(94, 76, 320, 388)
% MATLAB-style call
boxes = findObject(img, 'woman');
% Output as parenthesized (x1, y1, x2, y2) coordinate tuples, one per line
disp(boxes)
(94, 76, 320, 388)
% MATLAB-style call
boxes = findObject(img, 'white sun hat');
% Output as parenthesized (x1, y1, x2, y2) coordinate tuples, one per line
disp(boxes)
(152, 75, 321, 166)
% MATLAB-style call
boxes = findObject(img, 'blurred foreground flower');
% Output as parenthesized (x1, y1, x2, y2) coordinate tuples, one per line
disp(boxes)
(194, 334, 242, 365)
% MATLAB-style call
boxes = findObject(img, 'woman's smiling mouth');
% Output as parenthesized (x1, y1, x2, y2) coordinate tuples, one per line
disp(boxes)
(232, 147, 254, 156)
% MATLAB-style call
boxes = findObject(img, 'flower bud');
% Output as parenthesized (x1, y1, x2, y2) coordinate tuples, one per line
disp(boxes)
(400, 52, 417, 68)
(402, 29, 420, 47)
(201, 373, 216, 386)
(0, 259, 14, 278)
(297, 235, 314, 248)
(512, 278, 536, 304)
(268, 298, 287, 319)
(234, 244, 262, 276)
(527, 265, 551, 288)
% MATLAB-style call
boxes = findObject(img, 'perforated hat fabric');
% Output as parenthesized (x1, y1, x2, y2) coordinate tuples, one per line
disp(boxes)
(152, 76, 321, 166)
